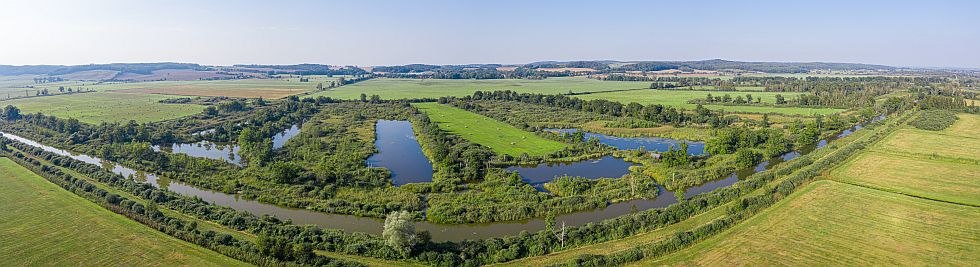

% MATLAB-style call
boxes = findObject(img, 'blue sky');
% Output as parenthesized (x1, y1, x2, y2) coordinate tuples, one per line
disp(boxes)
(1, 0, 977, 67)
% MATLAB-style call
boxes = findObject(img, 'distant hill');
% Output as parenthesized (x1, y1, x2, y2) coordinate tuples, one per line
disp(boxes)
(0, 60, 901, 78)
(527, 59, 896, 73)
(0, 63, 203, 76)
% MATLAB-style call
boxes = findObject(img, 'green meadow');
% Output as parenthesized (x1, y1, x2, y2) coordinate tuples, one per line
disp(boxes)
(1, 91, 203, 124)
(0, 157, 247, 267)
(306, 77, 651, 100)
(640, 180, 980, 266)
(574, 89, 845, 115)
(413, 102, 567, 157)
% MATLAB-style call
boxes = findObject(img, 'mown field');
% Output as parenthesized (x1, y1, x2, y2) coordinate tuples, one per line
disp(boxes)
(413, 102, 567, 156)
(94, 77, 337, 99)
(832, 113, 980, 206)
(306, 77, 651, 100)
(0, 157, 246, 267)
(574, 89, 845, 115)
(1, 91, 203, 124)
(640, 180, 980, 266)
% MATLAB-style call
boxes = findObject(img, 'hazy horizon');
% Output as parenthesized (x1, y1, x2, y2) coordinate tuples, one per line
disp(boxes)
(2, 0, 977, 68)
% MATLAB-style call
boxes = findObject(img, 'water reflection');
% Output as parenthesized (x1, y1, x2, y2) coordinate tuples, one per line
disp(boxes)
(0, 117, 876, 242)
(505, 156, 635, 190)
(546, 129, 706, 155)
(366, 120, 434, 186)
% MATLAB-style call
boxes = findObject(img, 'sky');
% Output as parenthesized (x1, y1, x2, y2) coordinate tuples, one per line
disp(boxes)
(0, 0, 977, 67)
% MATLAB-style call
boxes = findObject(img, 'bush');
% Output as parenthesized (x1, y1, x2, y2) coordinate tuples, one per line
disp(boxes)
(910, 110, 957, 131)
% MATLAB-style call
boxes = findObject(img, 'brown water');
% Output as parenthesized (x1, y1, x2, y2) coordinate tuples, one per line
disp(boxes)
(0, 120, 872, 242)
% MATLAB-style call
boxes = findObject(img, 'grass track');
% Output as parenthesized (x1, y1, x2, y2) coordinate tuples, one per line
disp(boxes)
(1, 91, 203, 124)
(0, 157, 247, 266)
(639, 180, 980, 266)
(413, 102, 567, 156)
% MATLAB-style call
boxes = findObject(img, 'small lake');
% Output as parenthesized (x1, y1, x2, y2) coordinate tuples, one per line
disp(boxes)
(152, 124, 301, 166)
(505, 156, 635, 190)
(366, 120, 434, 186)
(546, 129, 706, 155)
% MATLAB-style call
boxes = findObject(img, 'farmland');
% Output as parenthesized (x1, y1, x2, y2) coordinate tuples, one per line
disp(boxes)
(94, 77, 337, 99)
(640, 180, 980, 266)
(0, 91, 203, 124)
(574, 89, 846, 115)
(413, 102, 567, 157)
(306, 77, 651, 100)
(0, 157, 246, 267)
(831, 113, 980, 206)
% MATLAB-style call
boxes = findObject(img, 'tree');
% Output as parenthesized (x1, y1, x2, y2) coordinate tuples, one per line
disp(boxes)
(204, 106, 219, 116)
(360, 93, 367, 102)
(383, 211, 418, 256)
(2, 105, 21, 120)
(775, 94, 786, 105)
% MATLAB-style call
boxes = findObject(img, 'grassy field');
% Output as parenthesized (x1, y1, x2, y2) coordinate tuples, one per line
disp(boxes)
(306, 77, 651, 100)
(831, 113, 980, 206)
(875, 122, 980, 161)
(0, 157, 246, 266)
(832, 151, 980, 206)
(413, 102, 567, 157)
(640, 180, 980, 266)
(1, 91, 203, 124)
(574, 90, 845, 115)
(93, 77, 337, 99)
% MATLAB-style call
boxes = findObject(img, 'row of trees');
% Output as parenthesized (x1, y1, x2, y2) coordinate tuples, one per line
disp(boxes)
(447, 90, 736, 128)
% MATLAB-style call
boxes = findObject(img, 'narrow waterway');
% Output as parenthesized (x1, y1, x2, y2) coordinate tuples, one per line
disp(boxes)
(0, 119, 873, 242)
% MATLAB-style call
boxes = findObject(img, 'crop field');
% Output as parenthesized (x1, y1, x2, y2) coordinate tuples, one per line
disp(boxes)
(94, 78, 335, 99)
(305, 77, 651, 100)
(413, 102, 567, 156)
(574, 90, 845, 115)
(1, 91, 203, 124)
(0, 157, 245, 266)
(640, 180, 980, 266)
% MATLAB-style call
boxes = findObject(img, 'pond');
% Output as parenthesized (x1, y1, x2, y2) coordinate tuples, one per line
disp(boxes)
(152, 123, 301, 166)
(546, 129, 706, 155)
(505, 156, 635, 190)
(366, 120, 434, 186)
(0, 117, 879, 242)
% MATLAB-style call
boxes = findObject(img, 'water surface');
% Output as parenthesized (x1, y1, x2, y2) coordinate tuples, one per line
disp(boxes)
(366, 120, 434, 186)
(546, 129, 705, 155)
(505, 156, 634, 190)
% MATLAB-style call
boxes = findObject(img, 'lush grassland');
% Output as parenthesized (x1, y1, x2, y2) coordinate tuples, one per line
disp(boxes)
(832, 151, 980, 206)
(574, 89, 845, 115)
(0, 157, 246, 266)
(1, 91, 203, 124)
(306, 77, 651, 100)
(876, 128, 980, 161)
(94, 78, 335, 99)
(413, 102, 567, 156)
(831, 113, 980, 206)
(640, 180, 980, 266)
